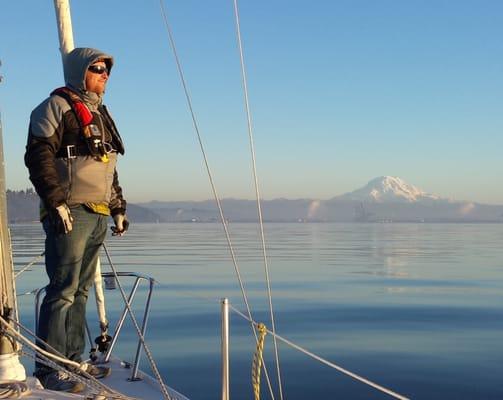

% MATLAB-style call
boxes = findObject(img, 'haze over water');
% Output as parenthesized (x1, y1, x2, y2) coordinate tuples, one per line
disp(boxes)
(11, 222, 503, 399)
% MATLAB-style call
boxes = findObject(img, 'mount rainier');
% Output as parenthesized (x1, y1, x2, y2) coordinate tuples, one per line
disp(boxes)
(336, 176, 442, 203)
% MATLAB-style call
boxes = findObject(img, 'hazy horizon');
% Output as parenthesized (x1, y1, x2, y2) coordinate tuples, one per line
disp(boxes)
(9, 176, 503, 206)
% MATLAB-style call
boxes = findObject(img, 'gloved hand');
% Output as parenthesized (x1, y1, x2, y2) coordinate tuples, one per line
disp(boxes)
(49, 203, 74, 234)
(111, 213, 129, 236)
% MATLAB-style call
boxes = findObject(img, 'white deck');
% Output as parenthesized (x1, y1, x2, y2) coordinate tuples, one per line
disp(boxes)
(21, 357, 189, 400)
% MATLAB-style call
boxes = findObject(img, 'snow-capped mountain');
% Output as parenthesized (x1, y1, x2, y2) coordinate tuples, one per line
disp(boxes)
(337, 176, 442, 203)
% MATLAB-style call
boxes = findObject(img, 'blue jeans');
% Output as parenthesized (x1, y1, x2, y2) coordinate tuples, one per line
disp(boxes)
(36, 205, 107, 376)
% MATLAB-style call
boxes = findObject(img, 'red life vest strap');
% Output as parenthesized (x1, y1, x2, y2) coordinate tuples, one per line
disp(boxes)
(51, 87, 93, 126)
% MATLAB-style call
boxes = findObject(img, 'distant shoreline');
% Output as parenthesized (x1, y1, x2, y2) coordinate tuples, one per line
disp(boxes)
(7, 188, 503, 224)
(9, 220, 503, 225)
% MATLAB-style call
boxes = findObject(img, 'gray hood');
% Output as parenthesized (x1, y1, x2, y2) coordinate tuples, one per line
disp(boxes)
(64, 47, 114, 95)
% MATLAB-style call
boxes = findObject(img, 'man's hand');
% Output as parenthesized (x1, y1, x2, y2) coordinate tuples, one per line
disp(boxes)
(50, 203, 74, 234)
(111, 213, 129, 236)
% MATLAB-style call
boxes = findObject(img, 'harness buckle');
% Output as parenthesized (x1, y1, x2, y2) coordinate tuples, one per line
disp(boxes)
(66, 145, 77, 159)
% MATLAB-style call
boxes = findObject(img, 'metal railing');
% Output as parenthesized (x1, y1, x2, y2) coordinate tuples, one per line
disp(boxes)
(32, 271, 410, 399)
(221, 298, 229, 400)
(35, 271, 156, 382)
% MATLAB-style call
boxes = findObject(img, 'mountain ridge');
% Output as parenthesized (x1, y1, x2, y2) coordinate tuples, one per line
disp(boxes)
(6, 177, 503, 223)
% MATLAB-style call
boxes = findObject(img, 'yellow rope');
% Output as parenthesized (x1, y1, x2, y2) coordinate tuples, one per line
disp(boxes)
(252, 323, 267, 400)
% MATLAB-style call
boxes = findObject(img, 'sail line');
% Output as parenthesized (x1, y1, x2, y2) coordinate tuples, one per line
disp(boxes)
(232, 1, 284, 398)
(158, 1, 276, 398)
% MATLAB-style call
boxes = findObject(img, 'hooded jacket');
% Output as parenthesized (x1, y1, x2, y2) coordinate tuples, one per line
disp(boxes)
(25, 47, 126, 216)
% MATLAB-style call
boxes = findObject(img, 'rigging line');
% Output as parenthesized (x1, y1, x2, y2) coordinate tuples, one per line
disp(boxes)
(0, 231, 7, 314)
(0, 317, 133, 399)
(16, 289, 39, 297)
(229, 304, 411, 400)
(232, 2, 284, 400)
(102, 243, 172, 400)
(4, 318, 125, 397)
(157, 1, 276, 398)
(14, 251, 44, 278)
(30, 353, 135, 400)
(0, 382, 30, 399)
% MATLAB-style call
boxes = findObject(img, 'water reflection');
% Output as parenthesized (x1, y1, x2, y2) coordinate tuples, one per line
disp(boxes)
(9, 222, 503, 400)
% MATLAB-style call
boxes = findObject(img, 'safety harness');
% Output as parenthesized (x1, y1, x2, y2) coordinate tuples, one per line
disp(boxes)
(51, 87, 109, 162)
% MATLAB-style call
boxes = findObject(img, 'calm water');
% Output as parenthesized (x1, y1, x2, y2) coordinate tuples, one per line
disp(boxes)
(10, 223, 503, 399)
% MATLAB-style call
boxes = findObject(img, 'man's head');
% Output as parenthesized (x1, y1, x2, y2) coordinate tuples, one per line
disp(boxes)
(85, 59, 109, 94)
(64, 48, 114, 95)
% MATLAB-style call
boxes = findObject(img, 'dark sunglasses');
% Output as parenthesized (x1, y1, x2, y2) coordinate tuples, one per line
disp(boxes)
(88, 65, 109, 75)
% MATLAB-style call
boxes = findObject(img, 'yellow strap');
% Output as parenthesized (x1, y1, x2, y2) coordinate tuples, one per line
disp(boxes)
(84, 202, 111, 216)
(252, 323, 267, 400)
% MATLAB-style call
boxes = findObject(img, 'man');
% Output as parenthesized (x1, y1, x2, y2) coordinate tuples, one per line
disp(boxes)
(25, 47, 128, 392)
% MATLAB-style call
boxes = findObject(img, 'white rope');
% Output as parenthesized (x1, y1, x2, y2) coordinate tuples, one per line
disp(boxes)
(27, 352, 135, 400)
(14, 252, 44, 279)
(101, 243, 172, 400)
(229, 304, 411, 400)
(0, 230, 8, 315)
(232, 2, 284, 399)
(0, 316, 135, 400)
(16, 289, 39, 297)
(0, 255, 5, 316)
(7, 322, 136, 399)
(158, 2, 276, 398)
(0, 382, 30, 398)
(0, 321, 77, 369)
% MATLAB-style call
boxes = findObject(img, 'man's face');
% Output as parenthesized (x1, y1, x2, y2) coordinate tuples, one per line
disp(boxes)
(85, 60, 109, 94)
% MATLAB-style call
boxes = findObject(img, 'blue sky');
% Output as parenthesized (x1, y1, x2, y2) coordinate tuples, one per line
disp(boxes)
(1, 1, 502, 204)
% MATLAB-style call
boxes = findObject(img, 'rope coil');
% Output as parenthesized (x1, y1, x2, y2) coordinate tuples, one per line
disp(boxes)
(252, 323, 267, 400)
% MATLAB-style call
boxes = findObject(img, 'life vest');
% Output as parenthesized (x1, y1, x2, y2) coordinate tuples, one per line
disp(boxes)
(51, 87, 109, 162)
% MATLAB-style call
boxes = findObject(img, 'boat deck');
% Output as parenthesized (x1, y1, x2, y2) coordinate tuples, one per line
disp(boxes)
(21, 357, 189, 400)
